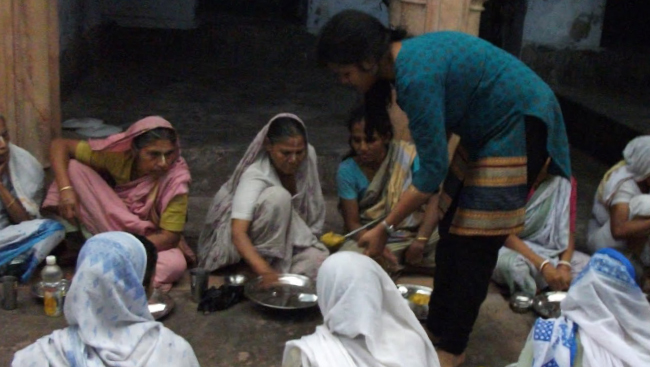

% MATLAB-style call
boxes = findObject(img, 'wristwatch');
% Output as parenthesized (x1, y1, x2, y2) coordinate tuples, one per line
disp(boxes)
(382, 220, 396, 236)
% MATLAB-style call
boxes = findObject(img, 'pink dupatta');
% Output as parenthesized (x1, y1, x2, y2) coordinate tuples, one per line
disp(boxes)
(91, 116, 191, 226)
(43, 116, 194, 261)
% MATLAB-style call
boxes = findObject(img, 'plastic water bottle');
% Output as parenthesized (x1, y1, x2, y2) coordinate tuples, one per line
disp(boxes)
(41, 255, 63, 317)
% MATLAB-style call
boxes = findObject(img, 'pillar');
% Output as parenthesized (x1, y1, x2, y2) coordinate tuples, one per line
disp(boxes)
(0, 0, 61, 165)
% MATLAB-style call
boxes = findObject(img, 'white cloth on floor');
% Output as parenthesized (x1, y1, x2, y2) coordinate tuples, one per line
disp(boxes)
(12, 232, 200, 367)
(283, 252, 439, 367)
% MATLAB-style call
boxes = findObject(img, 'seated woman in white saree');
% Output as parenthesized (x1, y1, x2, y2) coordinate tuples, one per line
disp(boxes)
(198, 113, 328, 280)
(587, 136, 650, 265)
(12, 232, 200, 367)
(509, 248, 650, 367)
(492, 171, 589, 295)
(337, 105, 438, 268)
(0, 114, 64, 281)
(282, 251, 440, 367)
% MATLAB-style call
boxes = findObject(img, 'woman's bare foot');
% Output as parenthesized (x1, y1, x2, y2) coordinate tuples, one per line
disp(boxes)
(435, 349, 466, 367)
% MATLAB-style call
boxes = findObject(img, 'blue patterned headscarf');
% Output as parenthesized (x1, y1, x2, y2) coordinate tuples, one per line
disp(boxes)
(530, 249, 650, 367)
(12, 232, 200, 367)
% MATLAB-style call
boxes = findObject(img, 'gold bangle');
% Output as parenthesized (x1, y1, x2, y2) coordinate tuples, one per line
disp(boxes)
(6, 198, 17, 209)
(59, 185, 73, 193)
(416, 236, 429, 242)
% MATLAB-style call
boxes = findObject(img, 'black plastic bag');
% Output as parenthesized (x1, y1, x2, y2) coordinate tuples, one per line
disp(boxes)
(197, 285, 244, 313)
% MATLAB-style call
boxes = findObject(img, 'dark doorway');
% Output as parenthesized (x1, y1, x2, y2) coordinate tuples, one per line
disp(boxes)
(478, 0, 527, 57)
(601, 0, 650, 50)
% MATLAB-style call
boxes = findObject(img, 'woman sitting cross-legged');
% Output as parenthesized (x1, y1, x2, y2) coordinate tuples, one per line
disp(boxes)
(44, 116, 194, 292)
(336, 105, 438, 268)
(509, 248, 650, 367)
(282, 251, 440, 367)
(198, 113, 328, 280)
(12, 232, 200, 367)
(587, 136, 650, 266)
(0, 113, 65, 281)
(492, 171, 590, 295)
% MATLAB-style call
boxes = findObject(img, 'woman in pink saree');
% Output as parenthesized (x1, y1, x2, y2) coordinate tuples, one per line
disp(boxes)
(44, 116, 194, 292)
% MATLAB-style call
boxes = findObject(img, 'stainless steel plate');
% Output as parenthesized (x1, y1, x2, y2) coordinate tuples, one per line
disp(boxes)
(148, 291, 175, 320)
(533, 291, 567, 319)
(397, 284, 432, 321)
(244, 274, 318, 310)
(31, 279, 70, 299)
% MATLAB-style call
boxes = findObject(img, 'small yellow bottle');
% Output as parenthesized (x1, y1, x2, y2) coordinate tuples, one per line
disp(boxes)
(41, 255, 63, 317)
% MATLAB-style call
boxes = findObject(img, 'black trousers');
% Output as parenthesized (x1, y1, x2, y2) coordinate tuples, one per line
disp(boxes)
(426, 116, 548, 355)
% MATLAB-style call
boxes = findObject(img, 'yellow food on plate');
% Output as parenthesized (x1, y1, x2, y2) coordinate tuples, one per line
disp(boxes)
(409, 293, 430, 306)
(321, 232, 345, 247)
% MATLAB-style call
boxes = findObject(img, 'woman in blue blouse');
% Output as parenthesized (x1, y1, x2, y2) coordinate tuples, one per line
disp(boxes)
(317, 10, 571, 367)
(336, 105, 438, 269)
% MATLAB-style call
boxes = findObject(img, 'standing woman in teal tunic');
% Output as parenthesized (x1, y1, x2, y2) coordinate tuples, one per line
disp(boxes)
(317, 10, 571, 367)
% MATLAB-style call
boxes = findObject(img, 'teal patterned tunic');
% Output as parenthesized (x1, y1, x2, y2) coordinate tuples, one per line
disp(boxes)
(396, 31, 570, 192)
(394, 31, 571, 235)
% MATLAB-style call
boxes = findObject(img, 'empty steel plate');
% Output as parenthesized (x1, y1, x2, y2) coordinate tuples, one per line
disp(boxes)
(244, 273, 318, 310)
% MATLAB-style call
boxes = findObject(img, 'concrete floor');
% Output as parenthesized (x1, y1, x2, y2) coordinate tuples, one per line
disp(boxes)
(1, 148, 607, 367)
(0, 13, 618, 367)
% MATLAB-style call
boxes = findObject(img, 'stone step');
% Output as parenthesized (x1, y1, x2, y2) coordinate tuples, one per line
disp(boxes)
(556, 86, 649, 166)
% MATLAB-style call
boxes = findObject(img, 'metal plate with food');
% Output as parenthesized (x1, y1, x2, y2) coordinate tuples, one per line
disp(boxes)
(397, 284, 432, 321)
(148, 291, 175, 320)
(244, 273, 318, 310)
(31, 279, 71, 299)
(533, 291, 567, 319)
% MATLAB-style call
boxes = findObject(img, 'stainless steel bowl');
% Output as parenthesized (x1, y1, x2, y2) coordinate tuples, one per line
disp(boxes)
(509, 292, 534, 313)
(533, 291, 567, 318)
(244, 273, 318, 310)
(397, 284, 432, 321)
(224, 274, 248, 287)
(148, 290, 175, 320)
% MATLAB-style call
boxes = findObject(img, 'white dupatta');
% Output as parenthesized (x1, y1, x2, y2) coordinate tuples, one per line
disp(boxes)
(530, 249, 650, 367)
(283, 252, 440, 367)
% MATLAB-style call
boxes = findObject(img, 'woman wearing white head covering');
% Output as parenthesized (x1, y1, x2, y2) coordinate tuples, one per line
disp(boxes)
(198, 113, 328, 280)
(587, 136, 650, 264)
(510, 248, 650, 367)
(12, 232, 200, 367)
(0, 114, 65, 281)
(282, 251, 440, 367)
